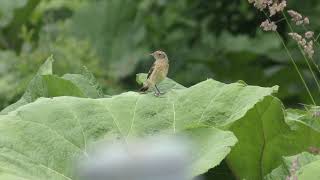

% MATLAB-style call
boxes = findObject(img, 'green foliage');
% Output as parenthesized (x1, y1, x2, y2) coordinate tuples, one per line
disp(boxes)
(2, 58, 320, 179)
(0, 0, 27, 27)
(1, 59, 320, 179)
(226, 96, 320, 179)
(1, 57, 103, 114)
(72, 0, 148, 80)
(1, 0, 320, 110)
(265, 152, 320, 180)
(0, 20, 108, 110)
(69, 0, 320, 106)
(0, 59, 279, 180)
(0, 0, 112, 110)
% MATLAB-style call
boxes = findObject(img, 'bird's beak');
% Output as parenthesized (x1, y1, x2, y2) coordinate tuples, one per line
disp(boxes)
(149, 52, 154, 56)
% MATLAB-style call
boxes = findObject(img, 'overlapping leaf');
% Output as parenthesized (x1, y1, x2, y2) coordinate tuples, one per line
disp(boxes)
(1, 57, 103, 114)
(265, 152, 320, 180)
(225, 97, 320, 179)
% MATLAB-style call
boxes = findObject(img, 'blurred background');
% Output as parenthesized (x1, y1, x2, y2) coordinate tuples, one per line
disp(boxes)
(1, 0, 320, 110)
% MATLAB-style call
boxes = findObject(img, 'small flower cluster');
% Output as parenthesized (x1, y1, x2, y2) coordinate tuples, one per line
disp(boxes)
(286, 10, 314, 58)
(286, 157, 299, 180)
(248, 0, 286, 14)
(288, 32, 314, 58)
(248, 0, 287, 31)
(305, 31, 314, 39)
(287, 10, 309, 25)
(260, 20, 277, 31)
(248, 0, 272, 11)
(269, 1, 287, 16)
(248, 0, 317, 58)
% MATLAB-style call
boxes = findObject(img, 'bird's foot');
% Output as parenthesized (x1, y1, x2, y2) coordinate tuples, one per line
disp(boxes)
(154, 92, 165, 96)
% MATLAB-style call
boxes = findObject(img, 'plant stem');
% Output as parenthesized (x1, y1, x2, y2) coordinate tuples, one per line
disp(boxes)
(276, 32, 316, 105)
(282, 12, 320, 95)
(262, 11, 316, 105)
(275, 18, 286, 24)
(316, 33, 320, 42)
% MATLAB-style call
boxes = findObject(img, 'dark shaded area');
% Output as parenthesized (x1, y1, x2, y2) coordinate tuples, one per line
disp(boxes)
(202, 160, 236, 180)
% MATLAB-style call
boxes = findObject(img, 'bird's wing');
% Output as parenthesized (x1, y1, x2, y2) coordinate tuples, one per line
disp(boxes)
(147, 63, 155, 79)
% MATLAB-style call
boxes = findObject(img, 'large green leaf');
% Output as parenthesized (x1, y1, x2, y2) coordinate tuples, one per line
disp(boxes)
(226, 96, 288, 180)
(62, 71, 104, 99)
(286, 107, 320, 132)
(186, 127, 237, 176)
(225, 96, 320, 179)
(0, 75, 279, 179)
(265, 152, 320, 180)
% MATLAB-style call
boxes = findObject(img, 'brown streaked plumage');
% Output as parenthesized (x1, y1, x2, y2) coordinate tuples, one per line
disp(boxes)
(140, 50, 169, 95)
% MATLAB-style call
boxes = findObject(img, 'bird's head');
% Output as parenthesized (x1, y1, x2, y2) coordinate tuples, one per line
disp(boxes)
(150, 50, 167, 60)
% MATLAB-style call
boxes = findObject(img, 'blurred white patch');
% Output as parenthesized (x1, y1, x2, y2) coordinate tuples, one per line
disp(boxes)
(76, 135, 199, 180)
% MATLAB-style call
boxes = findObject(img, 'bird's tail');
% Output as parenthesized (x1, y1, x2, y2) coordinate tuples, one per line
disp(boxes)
(139, 84, 149, 92)
(140, 80, 153, 92)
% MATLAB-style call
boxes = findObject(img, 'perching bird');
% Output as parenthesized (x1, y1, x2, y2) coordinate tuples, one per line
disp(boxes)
(140, 50, 169, 96)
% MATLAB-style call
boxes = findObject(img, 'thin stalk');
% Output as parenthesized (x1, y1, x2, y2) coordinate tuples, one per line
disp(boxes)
(310, 57, 320, 76)
(316, 33, 320, 42)
(276, 32, 316, 105)
(262, 11, 316, 105)
(282, 12, 320, 94)
(275, 18, 286, 24)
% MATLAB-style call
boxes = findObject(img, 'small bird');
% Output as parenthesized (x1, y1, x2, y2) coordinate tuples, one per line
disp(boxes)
(140, 50, 169, 96)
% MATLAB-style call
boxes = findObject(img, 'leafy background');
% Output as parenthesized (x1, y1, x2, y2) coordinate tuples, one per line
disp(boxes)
(1, 0, 320, 179)
(1, 0, 320, 110)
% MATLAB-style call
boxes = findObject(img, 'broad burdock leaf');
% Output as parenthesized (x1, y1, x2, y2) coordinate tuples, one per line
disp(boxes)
(226, 96, 287, 180)
(62, 73, 104, 99)
(0, 75, 278, 179)
(226, 96, 320, 180)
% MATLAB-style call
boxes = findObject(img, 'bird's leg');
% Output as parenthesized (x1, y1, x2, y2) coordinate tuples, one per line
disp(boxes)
(154, 85, 162, 96)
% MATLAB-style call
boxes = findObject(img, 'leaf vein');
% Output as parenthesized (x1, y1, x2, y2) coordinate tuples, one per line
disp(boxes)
(14, 115, 85, 155)
(127, 95, 141, 138)
(0, 146, 72, 180)
(66, 105, 88, 157)
(197, 85, 227, 124)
